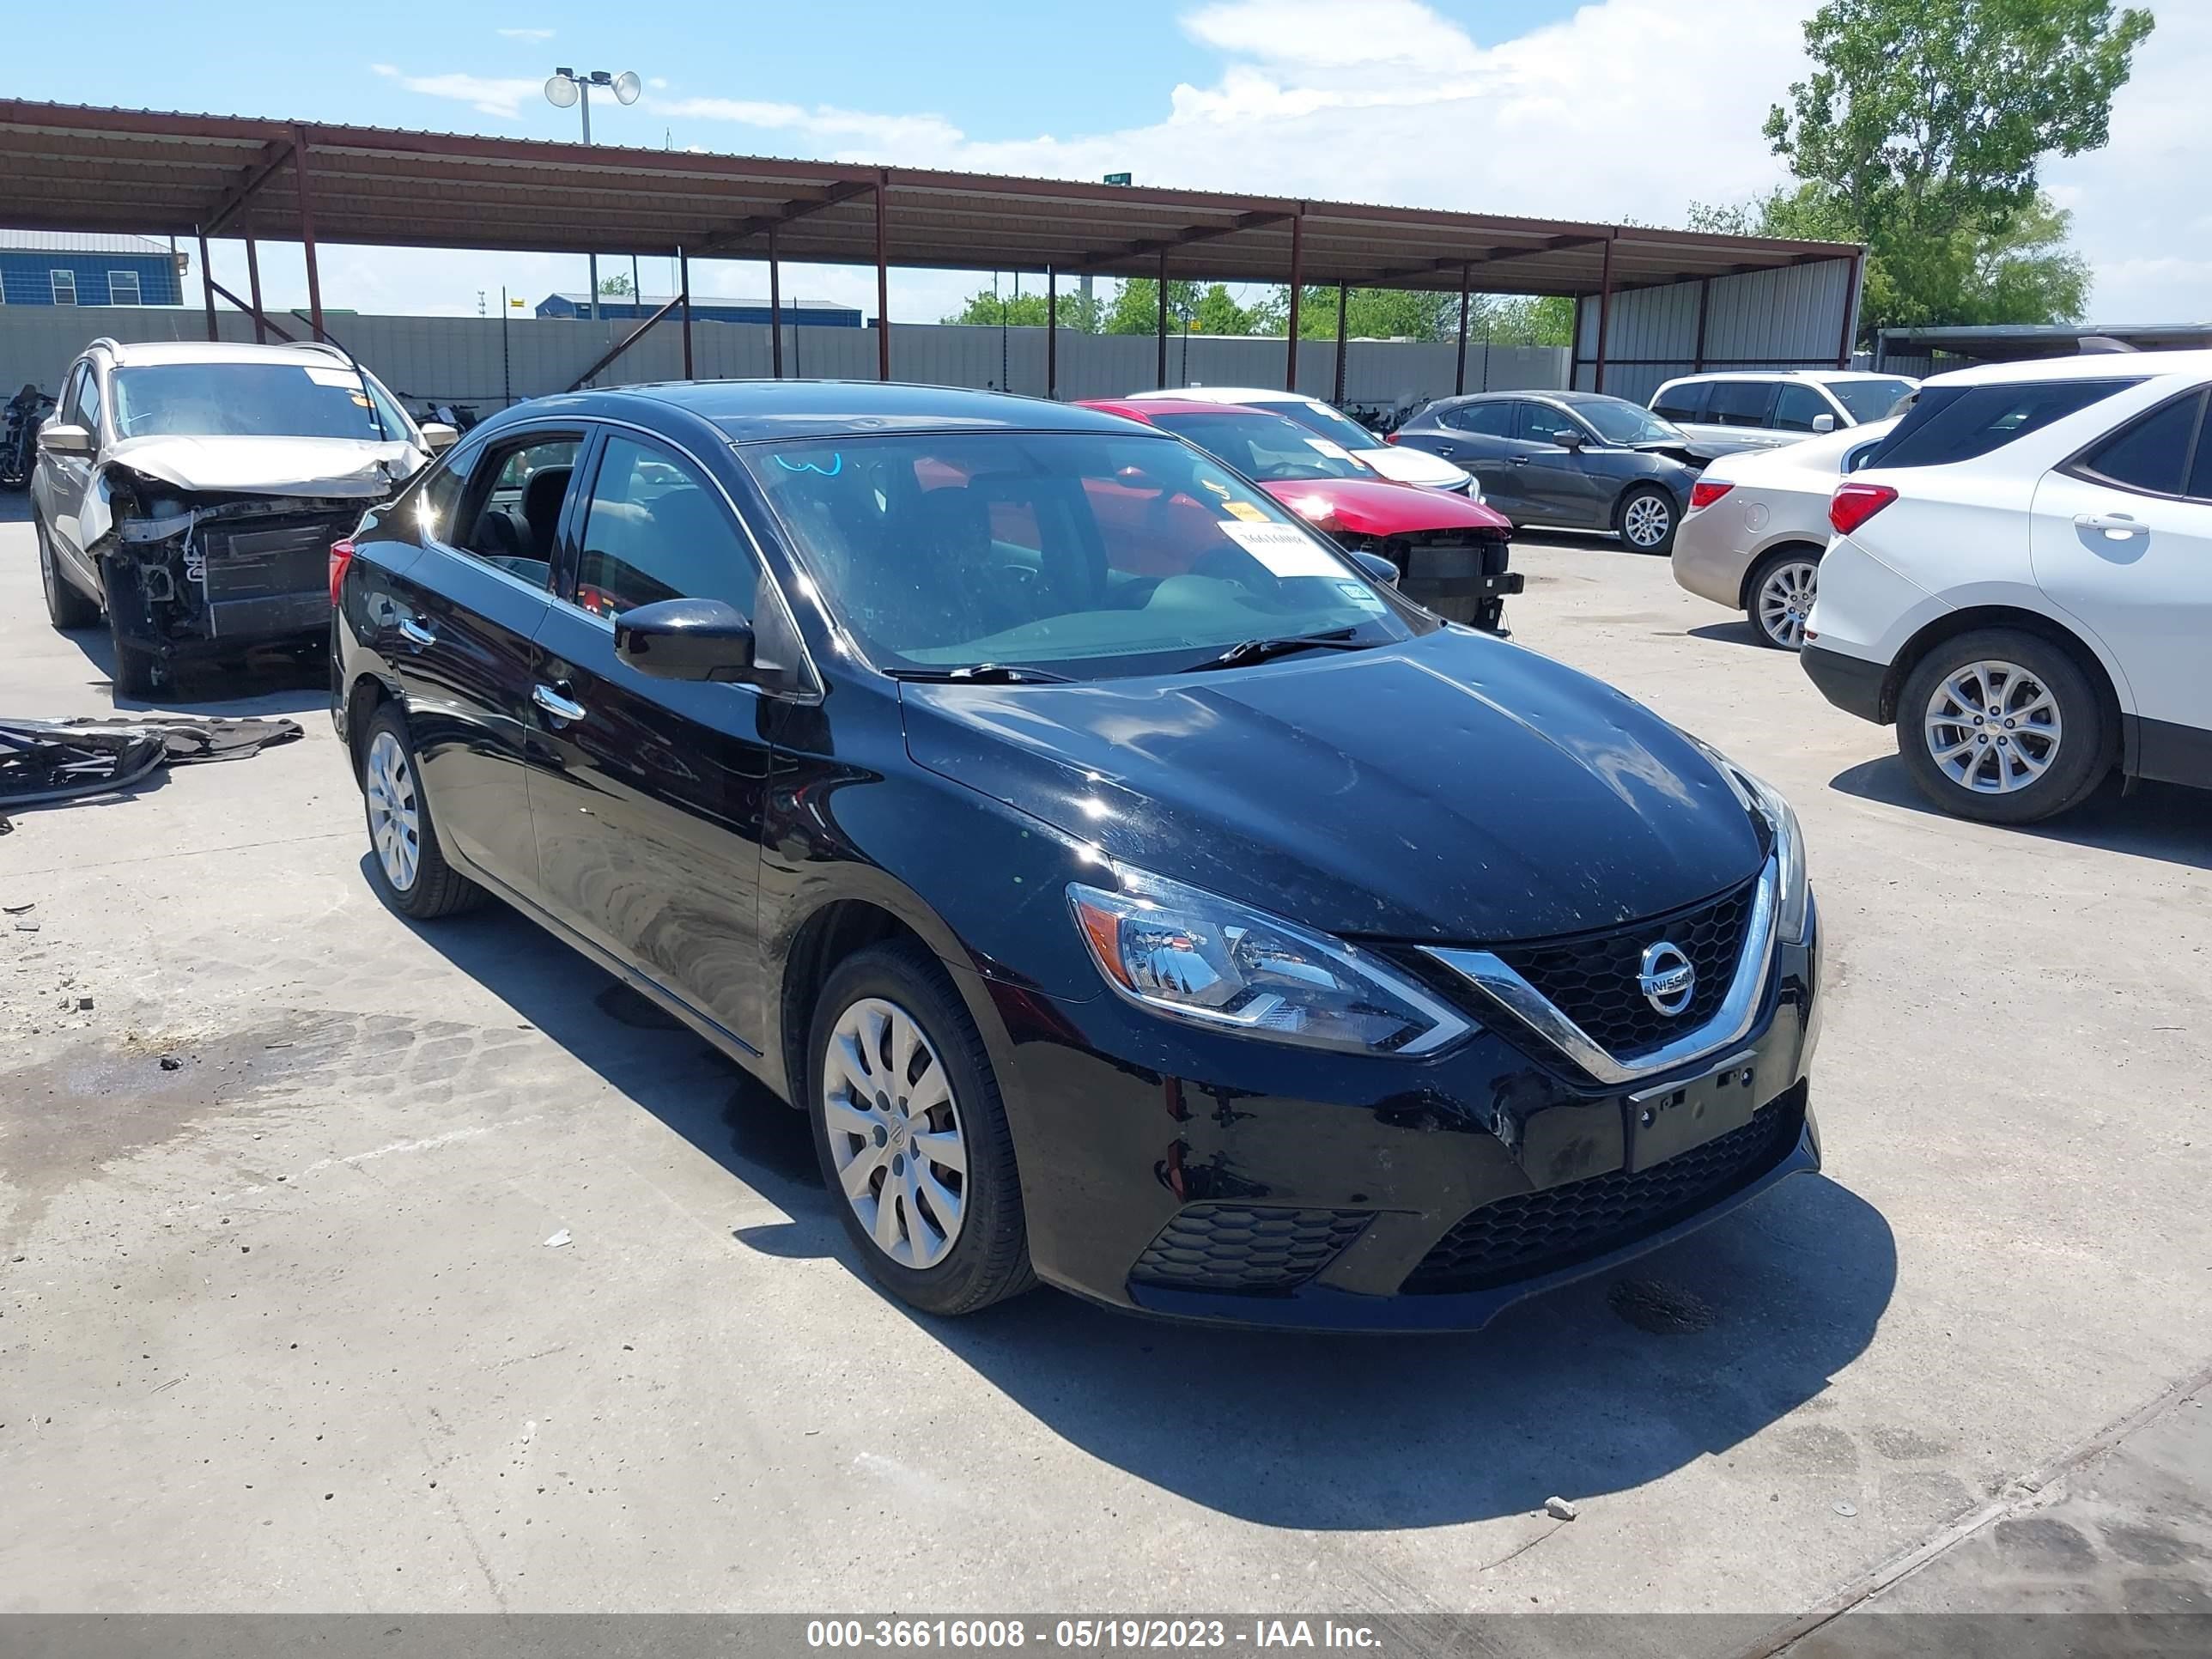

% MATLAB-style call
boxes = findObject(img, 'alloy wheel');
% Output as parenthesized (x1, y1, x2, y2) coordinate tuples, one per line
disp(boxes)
(1622, 493, 1672, 550)
(1922, 659, 2063, 794)
(822, 996, 968, 1270)
(1755, 559, 1819, 649)
(364, 730, 422, 891)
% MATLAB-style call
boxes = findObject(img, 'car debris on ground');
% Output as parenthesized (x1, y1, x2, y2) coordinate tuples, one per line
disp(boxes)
(0, 715, 301, 813)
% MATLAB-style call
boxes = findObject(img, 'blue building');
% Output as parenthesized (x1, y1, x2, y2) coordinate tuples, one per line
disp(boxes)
(0, 230, 184, 307)
(535, 292, 862, 327)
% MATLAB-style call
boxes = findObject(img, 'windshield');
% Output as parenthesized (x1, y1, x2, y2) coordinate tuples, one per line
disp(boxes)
(1829, 378, 1917, 423)
(110, 362, 416, 443)
(1266, 398, 1390, 453)
(741, 432, 1419, 679)
(1576, 400, 1684, 446)
(1145, 410, 1370, 483)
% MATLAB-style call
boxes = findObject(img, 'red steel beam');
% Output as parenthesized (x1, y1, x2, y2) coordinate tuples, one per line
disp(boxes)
(1332, 281, 1348, 404)
(1155, 247, 1169, 389)
(874, 181, 890, 382)
(1284, 215, 1304, 392)
(1046, 265, 1058, 400)
(1835, 252, 1861, 368)
(568, 289, 689, 392)
(1692, 277, 1710, 373)
(680, 250, 693, 380)
(197, 228, 216, 342)
(245, 235, 265, 343)
(1593, 236, 1613, 394)
(769, 223, 783, 379)
(1455, 262, 1471, 395)
(291, 125, 324, 341)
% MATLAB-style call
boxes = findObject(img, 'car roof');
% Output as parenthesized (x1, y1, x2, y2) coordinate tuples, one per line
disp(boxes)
(1438, 389, 1626, 406)
(1125, 385, 1307, 404)
(538, 379, 1164, 442)
(1081, 398, 1281, 422)
(1921, 348, 2212, 388)
(1657, 368, 1913, 386)
(90, 338, 360, 369)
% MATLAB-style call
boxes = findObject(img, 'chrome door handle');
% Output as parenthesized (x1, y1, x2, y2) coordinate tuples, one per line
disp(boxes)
(1509, 456, 1531, 465)
(2074, 513, 2148, 538)
(532, 683, 587, 723)
(397, 616, 436, 647)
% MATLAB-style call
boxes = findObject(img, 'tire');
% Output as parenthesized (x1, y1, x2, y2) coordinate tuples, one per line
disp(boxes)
(807, 941, 1035, 1316)
(106, 611, 161, 700)
(1616, 484, 1678, 555)
(1744, 548, 1820, 651)
(358, 704, 486, 919)
(37, 516, 100, 630)
(1895, 629, 2109, 824)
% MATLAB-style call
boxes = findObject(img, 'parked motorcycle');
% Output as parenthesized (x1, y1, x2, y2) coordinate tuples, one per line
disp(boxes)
(1, 384, 55, 490)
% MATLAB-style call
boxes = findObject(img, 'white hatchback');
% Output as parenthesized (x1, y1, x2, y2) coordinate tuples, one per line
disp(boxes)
(1674, 418, 1898, 649)
(1802, 350, 2212, 823)
(1120, 386, 1476, 493)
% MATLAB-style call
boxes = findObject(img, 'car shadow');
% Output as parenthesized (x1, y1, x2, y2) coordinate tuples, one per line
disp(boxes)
(1830, 756, 2212, 872)
(1688, 620, 1772, 650)
(53, 622, 332, 717)
(398, 878, 1898, 1532)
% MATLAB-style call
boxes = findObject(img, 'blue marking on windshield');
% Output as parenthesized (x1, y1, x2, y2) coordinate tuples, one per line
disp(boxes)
(775, 453, 843, 476)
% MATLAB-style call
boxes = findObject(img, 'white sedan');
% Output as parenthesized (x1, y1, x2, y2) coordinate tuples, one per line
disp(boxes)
(1672, 418, 1897, 649)
(1120, 386, 1477, 493)
(1802, 349, 2212, 823)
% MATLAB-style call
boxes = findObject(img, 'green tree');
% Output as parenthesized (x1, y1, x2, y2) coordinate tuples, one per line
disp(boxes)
(1103, 277, 1204, 335)
(1191, 283, 1256, 336)
(1246, 286, 1461, 342)
(1738, 0, 2151, 339)
(939, 286, 1103, 331)
(596, 271, 635, 298)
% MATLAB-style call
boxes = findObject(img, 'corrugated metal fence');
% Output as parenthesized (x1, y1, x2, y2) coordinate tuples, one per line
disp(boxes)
(1570, 258, 1862, 406)
(0, 307, 1566, 417)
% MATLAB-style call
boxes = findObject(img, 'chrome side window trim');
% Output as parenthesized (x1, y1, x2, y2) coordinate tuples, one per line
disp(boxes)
(1425, 859, 1780, 1088)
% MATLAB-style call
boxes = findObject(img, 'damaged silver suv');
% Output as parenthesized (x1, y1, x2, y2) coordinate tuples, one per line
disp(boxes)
(31, 338, 453, 696)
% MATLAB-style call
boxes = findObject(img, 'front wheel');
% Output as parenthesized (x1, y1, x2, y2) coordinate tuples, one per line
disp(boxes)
(1616, 485, 1677, 554)
(1747, 550, 1820, 650)
(38, 517, 100, 630)
(808, 942, 1034, 1316)
(1895, 630, 2109, 824)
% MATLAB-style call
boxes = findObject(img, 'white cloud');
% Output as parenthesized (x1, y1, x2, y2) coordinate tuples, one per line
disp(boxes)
(496, 27, 554, 41)
(373, 65, 547, 120)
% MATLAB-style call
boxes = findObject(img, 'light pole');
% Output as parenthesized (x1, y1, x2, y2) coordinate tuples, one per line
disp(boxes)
(546, 67, 641, 322)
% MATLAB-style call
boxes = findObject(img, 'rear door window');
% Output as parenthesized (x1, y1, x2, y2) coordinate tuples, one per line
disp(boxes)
(1705, 380, 1776, 428)
(1442, 401, 1514, 436)
(2067, 391, 2206, 498)
(1652, 382, 1709, 422)
(1869, 379, 2143, 471)
(451, 433, 582, 589)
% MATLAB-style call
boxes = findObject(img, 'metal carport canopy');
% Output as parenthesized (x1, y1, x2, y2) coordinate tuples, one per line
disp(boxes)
(0, 100, 1856, 294)
(0, 100, 1862, 397)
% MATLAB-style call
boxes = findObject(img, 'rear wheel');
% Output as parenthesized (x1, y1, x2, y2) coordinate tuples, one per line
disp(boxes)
(37, 516, 100, 630)
(808, 941, 1034, 1316)
(1616, 485, 1677, 554)
(1896, 629, 2109, 824)
(359, 705, 486, 918)
(1746, 549, 1820, 650)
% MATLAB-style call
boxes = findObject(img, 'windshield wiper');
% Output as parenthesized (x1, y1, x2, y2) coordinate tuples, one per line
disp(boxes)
(884, 663, 1077, 684)
(1180, 628, 1367, 673)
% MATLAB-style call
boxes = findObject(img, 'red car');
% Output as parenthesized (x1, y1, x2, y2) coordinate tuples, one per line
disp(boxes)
(1079, 398, 1522, 634)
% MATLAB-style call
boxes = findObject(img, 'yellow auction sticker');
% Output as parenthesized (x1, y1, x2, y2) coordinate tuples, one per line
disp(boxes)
(1222, 501, 1269, 523)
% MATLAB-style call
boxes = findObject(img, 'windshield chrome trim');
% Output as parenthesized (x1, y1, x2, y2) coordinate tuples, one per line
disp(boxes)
(1423, 858, 1778, 1088)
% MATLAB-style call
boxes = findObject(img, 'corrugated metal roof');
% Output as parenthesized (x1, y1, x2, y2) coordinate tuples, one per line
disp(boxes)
(0, 100, 1861, 299)
(0, 227, 173, 255)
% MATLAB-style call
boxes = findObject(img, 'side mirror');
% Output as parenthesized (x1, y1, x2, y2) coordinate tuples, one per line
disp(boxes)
(615, 597, 757, 683)
(419, 422, 460, 452)
(38, 422, 93, 458)
(1553, 428, 1583, 449)
(1349, 550, 1400, 588)
(1810, 413, 1836, 434)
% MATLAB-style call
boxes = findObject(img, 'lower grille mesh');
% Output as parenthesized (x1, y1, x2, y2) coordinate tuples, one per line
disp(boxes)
(1401, 1086, 1805, 1294)
(1131, 1203, 1370, 1295)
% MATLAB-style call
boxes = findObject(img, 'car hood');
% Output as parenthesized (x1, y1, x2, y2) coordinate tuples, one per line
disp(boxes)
(1356, 443, 1471, 487)
(900, 629, 1765, 944)
(100, 434, 427, 497)
(1258, 477, 1511, 537)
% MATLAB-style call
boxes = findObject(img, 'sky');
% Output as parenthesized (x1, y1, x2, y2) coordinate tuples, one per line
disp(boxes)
(11, 0, 2206, 326)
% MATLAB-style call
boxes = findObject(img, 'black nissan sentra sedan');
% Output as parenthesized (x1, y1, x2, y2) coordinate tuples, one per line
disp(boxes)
(331, 381, 1823, 1333)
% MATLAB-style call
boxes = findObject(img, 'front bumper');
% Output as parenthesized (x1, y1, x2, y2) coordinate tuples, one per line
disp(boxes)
(986, 898, 1824, 1333)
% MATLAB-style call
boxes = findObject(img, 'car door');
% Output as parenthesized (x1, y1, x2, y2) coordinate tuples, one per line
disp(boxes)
(1772, 382, 1838, 436)
(1511, 402, 1613, 527)
(529, 427, 778, 1048)
(39, 362, 97, 569)
(1425, 402, 1526, 514)
(2028, 386, 2212, 780)
(375, 425, 585, 897)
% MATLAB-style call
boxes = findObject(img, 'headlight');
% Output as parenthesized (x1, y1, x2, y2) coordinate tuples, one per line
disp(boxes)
(1685, 736, 1811, 943)
(1067, 865, 1474, 1056)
